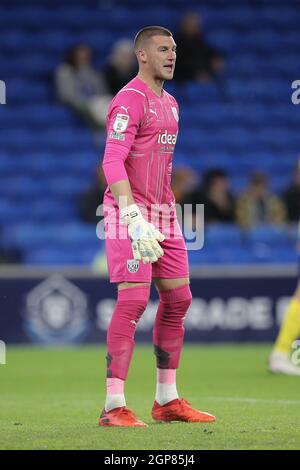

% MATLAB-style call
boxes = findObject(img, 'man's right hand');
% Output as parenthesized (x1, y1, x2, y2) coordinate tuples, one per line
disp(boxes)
(120, 204, 165, 264)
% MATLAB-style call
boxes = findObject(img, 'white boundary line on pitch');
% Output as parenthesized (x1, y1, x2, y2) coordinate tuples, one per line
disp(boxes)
(202, 397, 300, 406)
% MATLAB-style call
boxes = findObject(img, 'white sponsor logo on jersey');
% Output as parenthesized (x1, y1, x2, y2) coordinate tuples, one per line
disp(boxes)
(113, 113, 129, 133)
(171, 107, 179, 122)
(127, 259, 140, 273)
(158, 130, 178, 145)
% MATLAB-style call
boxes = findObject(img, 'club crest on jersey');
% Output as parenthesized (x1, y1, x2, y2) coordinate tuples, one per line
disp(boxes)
(171, 107, 179, 122)
(127, 259, 139, 273)
(113, 113, 129, 133)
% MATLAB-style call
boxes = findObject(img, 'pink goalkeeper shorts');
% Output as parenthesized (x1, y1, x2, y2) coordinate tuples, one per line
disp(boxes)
(104, 216, 189, 283)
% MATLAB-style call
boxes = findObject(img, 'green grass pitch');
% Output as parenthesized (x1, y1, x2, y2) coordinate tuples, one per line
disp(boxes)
(1, 344, 300, 450)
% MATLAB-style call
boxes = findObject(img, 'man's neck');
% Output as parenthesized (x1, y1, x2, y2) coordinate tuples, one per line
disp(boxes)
(137, 72, 164, 97)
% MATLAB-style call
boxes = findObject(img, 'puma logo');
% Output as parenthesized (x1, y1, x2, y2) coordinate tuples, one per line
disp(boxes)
(120, 106, 129, 113)
(150, 108, 158, 117)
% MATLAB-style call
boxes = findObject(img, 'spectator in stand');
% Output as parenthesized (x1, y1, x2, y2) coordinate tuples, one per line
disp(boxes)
(55, 44, 112, 129)
(186, 168, 235, 224)
(236, 172, 286, 229)
(171, 166, 198, 207)
(171, 167, 198, 233)
(174, 12, 225, 83)
(104, 39, 137, 95)
(282, 162, 300, 222)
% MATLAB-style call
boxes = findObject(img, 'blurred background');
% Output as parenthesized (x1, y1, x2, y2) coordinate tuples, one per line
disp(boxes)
(0, 0, 300, 345)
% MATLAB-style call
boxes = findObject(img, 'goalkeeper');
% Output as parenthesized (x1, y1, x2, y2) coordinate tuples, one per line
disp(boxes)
(99, 26, 216, 427)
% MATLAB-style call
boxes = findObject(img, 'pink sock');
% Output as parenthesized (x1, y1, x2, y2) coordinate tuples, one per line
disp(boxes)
(105, 378, 125, 411)
(107, 377, 125, 394)
(106, 285, 150, 380)
(157, 368, 176, 384)
(155, 368, 178, 405)
(153, 284, 192, 370)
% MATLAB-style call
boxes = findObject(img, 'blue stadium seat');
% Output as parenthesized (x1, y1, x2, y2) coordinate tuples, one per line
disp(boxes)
(30, 200, 77, 222)
(204, 225, 242, 247)
(24, 246, 102, 265)
(8, 79, 50, 102)
(247, 225, 295, 248)
(0, 177, 50, 198)
(48, 176, 91, 197)
(0, 0, 299, 266)
(0, 200, 30, 224)
(3, 224, 60, 250)
(4, 223, 101, 251)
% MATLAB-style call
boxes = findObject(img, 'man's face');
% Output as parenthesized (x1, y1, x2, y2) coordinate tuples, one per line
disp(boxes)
(182, 14, 201, 36)
(142, 35, 177, 80)
(213, 176, 228, 193)
(252, 182, 267, 198)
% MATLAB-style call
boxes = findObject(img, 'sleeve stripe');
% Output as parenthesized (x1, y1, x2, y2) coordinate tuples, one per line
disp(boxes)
(118, 88, 146, 97)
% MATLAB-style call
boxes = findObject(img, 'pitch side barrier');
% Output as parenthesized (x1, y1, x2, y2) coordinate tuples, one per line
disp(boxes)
(0, 264, 297, 344)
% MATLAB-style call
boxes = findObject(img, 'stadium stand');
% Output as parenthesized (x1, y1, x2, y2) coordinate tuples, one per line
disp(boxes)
(0, 0, 299, 265)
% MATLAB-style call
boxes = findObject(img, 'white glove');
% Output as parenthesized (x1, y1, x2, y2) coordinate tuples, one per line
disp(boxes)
(120, 204, 165, 264)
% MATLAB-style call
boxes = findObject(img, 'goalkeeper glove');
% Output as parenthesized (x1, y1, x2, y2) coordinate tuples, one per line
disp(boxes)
(120, 204, 165, 264)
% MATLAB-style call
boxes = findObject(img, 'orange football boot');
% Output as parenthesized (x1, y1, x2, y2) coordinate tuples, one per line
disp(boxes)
(152, 398, 216, 423)
(99, 406, 148, 427)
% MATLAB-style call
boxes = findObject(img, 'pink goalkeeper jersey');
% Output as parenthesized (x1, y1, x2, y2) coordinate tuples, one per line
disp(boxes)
(102, 76, 179, 213)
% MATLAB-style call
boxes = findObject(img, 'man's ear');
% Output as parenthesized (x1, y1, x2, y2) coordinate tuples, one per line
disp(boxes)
(137, 49, 147, 64)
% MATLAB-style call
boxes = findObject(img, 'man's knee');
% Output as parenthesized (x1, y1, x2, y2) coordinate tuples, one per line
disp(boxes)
(154, 277, 190, 292)
(155, 284, 192, 330)
(158, 283, 192, 306)
(109, 284, 151, 332)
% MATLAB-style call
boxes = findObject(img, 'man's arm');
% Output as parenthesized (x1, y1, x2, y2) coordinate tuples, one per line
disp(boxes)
(106, 176, 164, 264)
(102, 142, 165, 264)
(109, 179, 135, 210)
(102, 89, 164, 263)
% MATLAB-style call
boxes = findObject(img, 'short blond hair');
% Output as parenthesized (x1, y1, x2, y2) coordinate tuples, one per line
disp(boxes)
(134, 26, 172, 51)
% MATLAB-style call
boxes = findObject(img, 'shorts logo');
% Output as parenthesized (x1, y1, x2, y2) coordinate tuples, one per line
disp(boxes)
(127, 259, 139, 273)
(171, 107, 179, 122)
(113, 113, 129, 133)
